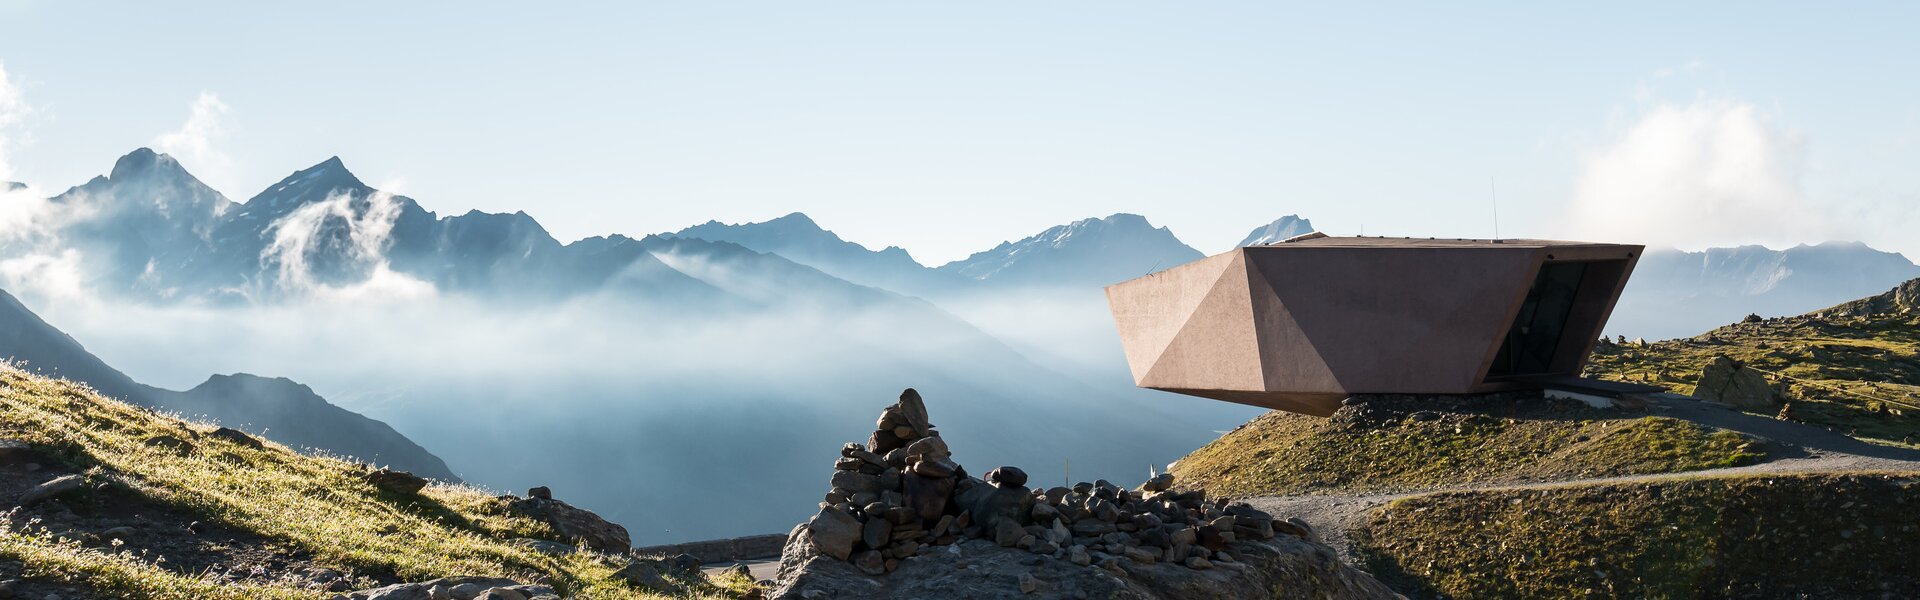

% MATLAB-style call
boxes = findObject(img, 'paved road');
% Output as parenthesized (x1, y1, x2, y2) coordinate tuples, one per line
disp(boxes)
(703, 558, 782, 582)
(1245, 394, 1920, 564)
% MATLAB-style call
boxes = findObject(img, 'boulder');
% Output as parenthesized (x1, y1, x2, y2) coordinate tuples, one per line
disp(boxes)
(612, 558, 697, 594)
(1695, 356, 1779, 410)
(142, 435, 193, 456)
(805, 507, 861, 561)
(968, 485, 1033, 533)
(863, 516, 893, 551)
(506, 496, 631, 554)
(19, 475, 84, 507)
(896, 388, 932, 436)
(901, 473, 952, 522)
(985, 466, 1028, 488)
(363, 469, 429, 495)
(1141, 473, 1174, 493)
(208, 427, 265, 449)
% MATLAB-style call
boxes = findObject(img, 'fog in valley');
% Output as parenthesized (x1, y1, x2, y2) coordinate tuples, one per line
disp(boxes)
(0, 168, 1260, 542)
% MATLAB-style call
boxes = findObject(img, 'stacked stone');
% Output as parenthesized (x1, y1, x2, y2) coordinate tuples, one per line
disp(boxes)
(804, 389, 1301, 577)
(812, 389, 967, 575)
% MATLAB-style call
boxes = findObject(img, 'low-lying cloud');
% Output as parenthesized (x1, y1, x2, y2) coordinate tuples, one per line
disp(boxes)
(262, 188, 435, 302)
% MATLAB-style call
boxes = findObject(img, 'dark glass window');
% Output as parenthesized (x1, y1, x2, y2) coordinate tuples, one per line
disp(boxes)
(1487, 261, 1587, 378)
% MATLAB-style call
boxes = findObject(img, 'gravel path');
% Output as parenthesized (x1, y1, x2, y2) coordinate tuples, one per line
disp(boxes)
(1246, 394, 1920, 564)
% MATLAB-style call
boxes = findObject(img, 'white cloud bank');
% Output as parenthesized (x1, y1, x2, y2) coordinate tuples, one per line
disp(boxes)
(0, 61, 32, 183)
(152, 92, 235, 194)
(1567, 97, 1837, 250)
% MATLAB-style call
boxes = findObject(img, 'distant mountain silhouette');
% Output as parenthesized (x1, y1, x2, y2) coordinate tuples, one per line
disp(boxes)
(936, 214, 1203, 288)
(0, 288, 456, 480)
(668, 212, 962, 298)
(1237, 215, 1315, 246)
(1612, 242, 1920, 340)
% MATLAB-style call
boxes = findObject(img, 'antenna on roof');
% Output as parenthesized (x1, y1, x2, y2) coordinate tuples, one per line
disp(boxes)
(1489, 176, 1501, 240)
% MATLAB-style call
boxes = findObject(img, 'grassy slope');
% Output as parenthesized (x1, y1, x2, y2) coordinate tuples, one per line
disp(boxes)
(0, 365, 746, 599)
(1173, 397, 1761, 498)
(1586, 311, 1920, 446)
(1352, 473, 1920, 599)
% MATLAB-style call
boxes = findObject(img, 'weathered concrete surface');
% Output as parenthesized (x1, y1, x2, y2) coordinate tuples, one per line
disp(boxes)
(1106, 237, 1642, 415)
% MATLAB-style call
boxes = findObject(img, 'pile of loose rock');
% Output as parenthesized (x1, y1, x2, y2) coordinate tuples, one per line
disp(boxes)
(803, 389, 1297, 578)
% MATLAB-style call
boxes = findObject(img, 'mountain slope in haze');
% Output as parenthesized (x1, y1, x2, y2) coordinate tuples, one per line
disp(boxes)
(1237, 215, 1316, 246)
(668, 212, 962, 298)
(1610, 242, 1920, 340)
(936, 213, 1204, 288)
(0, 287, 456, 480)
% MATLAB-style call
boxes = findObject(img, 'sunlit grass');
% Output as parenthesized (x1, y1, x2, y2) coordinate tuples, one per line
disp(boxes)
(0, 364, 751, 599)
(1173, 407, 1761, 498)
(1587, 314, 1920, 445)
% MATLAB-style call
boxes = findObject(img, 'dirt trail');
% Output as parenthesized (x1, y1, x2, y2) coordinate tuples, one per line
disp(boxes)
(1246, 394, 1920, 564)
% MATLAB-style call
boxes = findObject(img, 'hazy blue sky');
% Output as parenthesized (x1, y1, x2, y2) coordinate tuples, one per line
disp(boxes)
(1, 1, 1916, 262)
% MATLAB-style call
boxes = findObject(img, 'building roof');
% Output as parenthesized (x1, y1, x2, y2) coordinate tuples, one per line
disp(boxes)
(1259, 236, 1630, 250)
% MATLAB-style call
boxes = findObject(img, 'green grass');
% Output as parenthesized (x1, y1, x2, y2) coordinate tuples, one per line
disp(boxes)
(1352, 472, 1920, 599)
(1172, 401, 1762, 498)
(0, 364, 743, 599)
(1586, 312, 1920, 446)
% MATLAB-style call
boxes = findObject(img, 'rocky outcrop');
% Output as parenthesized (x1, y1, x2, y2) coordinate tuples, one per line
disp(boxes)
(1694, 356, 1778, 410)
(773, 532, 1395, 599)
(506, 487, 632, 554)
(1819, 277, 1920, 318)
(337, 577, 556, 600)
(768, 388, 1400, 599)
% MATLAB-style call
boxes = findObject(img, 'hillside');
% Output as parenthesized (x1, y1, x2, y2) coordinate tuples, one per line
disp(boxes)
(0, 364, 753, 599)
(0, 289, 455, 480)
(1587, 277, 1920, 446)
(1352, 473, 1920, 598)
(1171, 392, 1762, 498)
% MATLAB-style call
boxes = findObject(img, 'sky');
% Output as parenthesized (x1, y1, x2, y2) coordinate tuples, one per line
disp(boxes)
(0, 1, 1916, 264)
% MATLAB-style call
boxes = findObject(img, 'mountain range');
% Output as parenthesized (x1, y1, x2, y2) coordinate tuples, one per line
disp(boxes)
(1612, 242, 1920, 340)
(4, 147, 1918, 542)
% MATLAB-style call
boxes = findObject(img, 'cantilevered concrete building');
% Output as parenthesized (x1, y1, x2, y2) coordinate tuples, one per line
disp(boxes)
(1105, 236, 1644, 416)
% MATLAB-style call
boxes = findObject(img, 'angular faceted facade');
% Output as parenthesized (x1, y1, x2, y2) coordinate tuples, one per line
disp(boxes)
(1105, 237, 1643, 416)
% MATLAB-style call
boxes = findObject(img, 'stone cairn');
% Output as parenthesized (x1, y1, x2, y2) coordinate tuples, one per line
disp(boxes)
(803, 389, 1295, 576)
